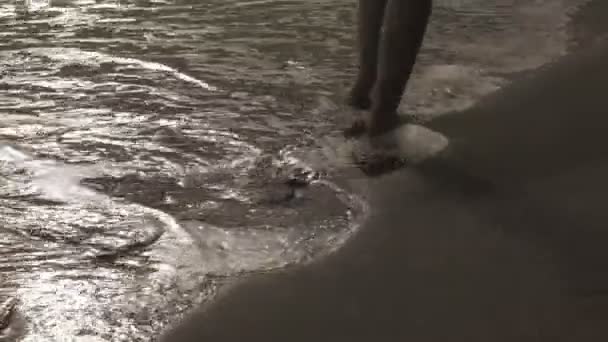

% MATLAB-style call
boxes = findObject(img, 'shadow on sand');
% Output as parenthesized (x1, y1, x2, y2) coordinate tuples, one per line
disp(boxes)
(160, 38, 608, 342)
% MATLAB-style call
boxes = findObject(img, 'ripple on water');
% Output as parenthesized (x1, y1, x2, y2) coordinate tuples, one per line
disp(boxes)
(0, 137, 364, 341)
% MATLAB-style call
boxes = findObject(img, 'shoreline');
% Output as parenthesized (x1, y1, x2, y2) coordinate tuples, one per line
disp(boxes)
(161, 36, 608, 342)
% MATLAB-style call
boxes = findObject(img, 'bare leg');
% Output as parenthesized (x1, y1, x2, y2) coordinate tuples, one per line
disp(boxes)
(348, 0, 388, 110)
(369, 0, 432, 136)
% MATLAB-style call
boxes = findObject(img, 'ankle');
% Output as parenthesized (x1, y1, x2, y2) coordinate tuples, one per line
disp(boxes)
(367, 113, 401, 137)
(347, 92, 371, 110)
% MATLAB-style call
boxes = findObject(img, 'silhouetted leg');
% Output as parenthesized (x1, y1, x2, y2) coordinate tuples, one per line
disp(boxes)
(348, 0, 388, 110)
(369, 0, 432, 136)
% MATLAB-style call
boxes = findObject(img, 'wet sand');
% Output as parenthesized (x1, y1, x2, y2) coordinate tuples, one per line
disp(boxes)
(161, 32, 608, 342)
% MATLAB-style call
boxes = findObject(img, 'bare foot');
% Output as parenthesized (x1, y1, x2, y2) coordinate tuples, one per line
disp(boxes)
(366, 113, 402, 137)
(343, 115, 368, 138)
(344, 112, 414, 139)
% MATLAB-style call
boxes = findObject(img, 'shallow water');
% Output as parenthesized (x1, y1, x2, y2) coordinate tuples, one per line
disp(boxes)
(0, 0, 595, 340)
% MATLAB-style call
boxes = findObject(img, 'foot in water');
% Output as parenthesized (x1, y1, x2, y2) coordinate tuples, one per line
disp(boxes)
(343, 110, 412, 139)
(349, 120, 449, 176)
(344, 96, 447, 172)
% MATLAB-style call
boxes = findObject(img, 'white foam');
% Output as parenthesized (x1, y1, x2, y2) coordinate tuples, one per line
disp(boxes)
(0, 145, 31, 162)
(394, 124, 450, 163)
